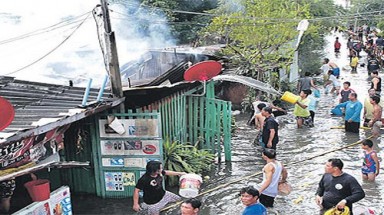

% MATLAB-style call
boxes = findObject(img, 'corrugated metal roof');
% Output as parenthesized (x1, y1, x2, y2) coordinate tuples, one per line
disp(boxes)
(0, 76, 123, 144)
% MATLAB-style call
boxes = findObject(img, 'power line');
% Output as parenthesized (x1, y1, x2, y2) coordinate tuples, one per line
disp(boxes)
(114, 0, 384, 22)
(109, 5, 384, 27)
(109, 11, 384, 28)
(2, 11, 92, 76)
(0, 11, 92, 46)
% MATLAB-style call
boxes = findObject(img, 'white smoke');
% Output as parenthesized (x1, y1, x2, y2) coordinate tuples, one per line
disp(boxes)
(0, 0, 175, 87)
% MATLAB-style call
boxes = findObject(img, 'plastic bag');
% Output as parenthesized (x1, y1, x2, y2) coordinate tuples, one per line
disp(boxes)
(278, 182, 292, 196)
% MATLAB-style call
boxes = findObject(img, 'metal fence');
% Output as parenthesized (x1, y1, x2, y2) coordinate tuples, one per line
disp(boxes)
(136, 82, 232, 161)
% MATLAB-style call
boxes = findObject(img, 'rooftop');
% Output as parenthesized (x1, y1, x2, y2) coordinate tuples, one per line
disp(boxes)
(0, 76, 123, 144)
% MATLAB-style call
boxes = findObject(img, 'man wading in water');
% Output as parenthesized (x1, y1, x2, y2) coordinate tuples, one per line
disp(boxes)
(260, 107, 279, 149)
(257, 149, 288, 208)
(315, 159, 365, 214)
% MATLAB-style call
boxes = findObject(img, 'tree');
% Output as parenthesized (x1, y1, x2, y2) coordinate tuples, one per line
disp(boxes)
(349, 0, 384, 27)
(297, 0, 346, 76)
(201, 0, 310, 84)
(141, 0, 219, 44)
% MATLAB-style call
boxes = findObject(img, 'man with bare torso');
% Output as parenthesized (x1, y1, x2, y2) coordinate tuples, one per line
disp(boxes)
(368, 95, 383, 137)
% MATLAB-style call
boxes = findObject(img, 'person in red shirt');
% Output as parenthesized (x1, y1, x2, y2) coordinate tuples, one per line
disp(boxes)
(334, 37, 341, 53)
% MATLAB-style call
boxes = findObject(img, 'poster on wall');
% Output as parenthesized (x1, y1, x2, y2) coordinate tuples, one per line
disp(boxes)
(12, 186, 72, 215)
(100, 140, 124, 155)
(123, 172, 136, 186)
(124, 140, 160, 156)
(50, 186, 72, 215)
(99, 119, 159, 138)
(102, 158, 124, 167)
(100, 140, 160, 156)
(124, 158, 143, 168)
(104, 172, 124, 191)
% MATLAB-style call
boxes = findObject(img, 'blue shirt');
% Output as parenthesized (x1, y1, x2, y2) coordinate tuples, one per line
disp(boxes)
(335, 100, 363, 122)
(242, 203, 267, 215)
(308, 95, 317, 111)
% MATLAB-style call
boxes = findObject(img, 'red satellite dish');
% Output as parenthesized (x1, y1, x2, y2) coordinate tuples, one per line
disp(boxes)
(184, 60, 222, 81)
(0, 96, 15, 131)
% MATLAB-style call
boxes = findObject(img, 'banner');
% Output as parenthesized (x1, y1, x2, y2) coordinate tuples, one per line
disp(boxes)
(0, 125, 69, 170)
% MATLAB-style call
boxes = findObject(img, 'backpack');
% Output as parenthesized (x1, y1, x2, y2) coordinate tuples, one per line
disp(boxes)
(354, 43, 361, 51)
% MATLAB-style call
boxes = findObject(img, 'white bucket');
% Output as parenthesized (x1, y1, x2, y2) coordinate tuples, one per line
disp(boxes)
(179, 174, 202, 198)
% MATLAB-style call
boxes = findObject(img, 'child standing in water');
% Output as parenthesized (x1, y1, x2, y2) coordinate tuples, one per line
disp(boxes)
(350, 53, 359, 73)
(361, 139, 380, 181)
(334, 37, 341, 53)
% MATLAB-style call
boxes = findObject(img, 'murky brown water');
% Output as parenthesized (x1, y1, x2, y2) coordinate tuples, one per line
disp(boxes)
(165, 32, 384, 215)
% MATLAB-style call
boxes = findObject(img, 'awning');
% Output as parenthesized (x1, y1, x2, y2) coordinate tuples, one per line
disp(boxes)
(0, 153, 90, 181)
(212, 74, 282, 95)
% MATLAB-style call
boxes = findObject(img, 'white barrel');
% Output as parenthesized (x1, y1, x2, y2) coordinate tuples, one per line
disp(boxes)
(179, 173, 202, 198)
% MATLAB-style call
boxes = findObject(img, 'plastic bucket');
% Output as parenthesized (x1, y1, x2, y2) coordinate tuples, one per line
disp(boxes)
(331, 107, 343, 116)
(24, 179, 50, 201)
(179, 174, 202, 198)
(324, 206, 350, 215)
(280, 91, 300, 104)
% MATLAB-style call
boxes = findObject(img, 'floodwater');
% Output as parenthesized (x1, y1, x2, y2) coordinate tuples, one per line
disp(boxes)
(164, 33, 384, 214)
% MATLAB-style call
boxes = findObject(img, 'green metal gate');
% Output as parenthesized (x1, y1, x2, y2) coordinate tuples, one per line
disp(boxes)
(93, 112, 163, 198)
(139, 81, 232, 161)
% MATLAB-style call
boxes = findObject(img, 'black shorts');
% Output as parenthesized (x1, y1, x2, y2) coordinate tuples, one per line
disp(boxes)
(0, 179, 16, 198)
(259, 193, 275, 207)
(310, 111, 315, 123)
(345, 121, 360, 133)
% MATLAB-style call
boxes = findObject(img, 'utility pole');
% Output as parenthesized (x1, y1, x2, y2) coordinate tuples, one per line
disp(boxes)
(100, 0, 124, 99)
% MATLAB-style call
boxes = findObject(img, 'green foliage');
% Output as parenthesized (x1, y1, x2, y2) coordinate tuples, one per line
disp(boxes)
(378, 21, 384, 31)
(201, 0, 311, 83)
(141, 0, 218, 44)
(231, 115, 237, 134)
(297, 0, 344, 76)
(163, 139, 216, 186)
(349, 0, 384, 27)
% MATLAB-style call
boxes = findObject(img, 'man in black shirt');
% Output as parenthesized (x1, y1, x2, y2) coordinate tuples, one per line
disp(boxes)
(315, 159, 365, 213)
(261, 107, 279, 149)
(133, 161, 186, 214)
(367, 55, 380, 76)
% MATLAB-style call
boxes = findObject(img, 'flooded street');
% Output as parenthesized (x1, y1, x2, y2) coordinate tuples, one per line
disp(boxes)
(164, 32, 384, 214)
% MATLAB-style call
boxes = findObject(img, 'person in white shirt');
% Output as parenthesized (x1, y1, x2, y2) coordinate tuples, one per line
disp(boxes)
(324, 70, 341, 95)
(258, 149, 288, 208)
(320, 58, 331, 83)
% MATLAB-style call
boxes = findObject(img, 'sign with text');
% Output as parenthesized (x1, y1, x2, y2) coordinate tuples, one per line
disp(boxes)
(0, 125, 69, 170)
(13, 186, 72, 215)
(96, 113, 162, 197)
(100, 140, 160, 156)
(104, 172, 124, 191)
(98, 119, 159, 138)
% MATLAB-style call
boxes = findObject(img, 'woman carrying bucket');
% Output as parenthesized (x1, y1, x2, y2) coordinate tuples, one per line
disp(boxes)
(293, 89, 313, 128)
(133, 161, 186, 215)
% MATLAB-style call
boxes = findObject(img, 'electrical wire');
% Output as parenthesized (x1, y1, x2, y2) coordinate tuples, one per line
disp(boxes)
(2, 11, 92, 76)
(114, 0, 384, 22)
(109, 12, 384, 28)
(0, 11, 92, 46)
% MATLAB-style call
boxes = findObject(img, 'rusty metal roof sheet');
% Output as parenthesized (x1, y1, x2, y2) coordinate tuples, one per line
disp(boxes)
(0, 76, 123, 144)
